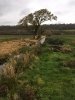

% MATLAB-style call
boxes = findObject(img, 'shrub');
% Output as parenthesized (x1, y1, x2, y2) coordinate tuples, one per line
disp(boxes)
(1, 63, 16, 79)
(18, 85, 37, 100)
(46, 37, 64, 46)
(46, 37, 64, 52)
(43, 30, 52, 36)
(50, 45, 61, 52)
(0, 54, 9, 65)
(24, 52, 33, 66)
(0, 84, 8, 97)
(60, 45, 72, 53)
(32, 44, 43, 55)
(63, 59, 75, 69)
(70, 40, 75, 45)
(12, 52, 36, 73)
(0, 63, 18, 100)
(18, 46, 33, 54)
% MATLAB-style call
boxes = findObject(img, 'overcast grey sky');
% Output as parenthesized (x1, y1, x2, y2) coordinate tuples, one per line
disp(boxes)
(0, 0, 75, 25)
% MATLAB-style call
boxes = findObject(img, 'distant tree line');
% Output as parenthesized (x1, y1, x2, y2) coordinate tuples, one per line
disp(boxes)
(0, 24, 75, 35)
(0, 26, 33, 35)
(42, 24, 75, 30)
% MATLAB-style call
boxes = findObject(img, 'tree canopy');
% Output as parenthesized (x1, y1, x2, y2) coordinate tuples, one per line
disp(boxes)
(18, 9, 57, 35)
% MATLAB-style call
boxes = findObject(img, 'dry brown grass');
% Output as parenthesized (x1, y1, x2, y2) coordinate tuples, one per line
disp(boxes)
(70, 40, 75, 45)
(60, 45, 72, 53)
(1, 63, 16, 78)
(0, 39, 38, 56)
(63, 59, 75, 69)
(24, 52, 31, 66)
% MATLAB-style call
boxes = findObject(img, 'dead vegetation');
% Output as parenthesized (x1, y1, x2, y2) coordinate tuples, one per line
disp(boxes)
(0, 39, 38, 56)
(60, 45, 72, 53)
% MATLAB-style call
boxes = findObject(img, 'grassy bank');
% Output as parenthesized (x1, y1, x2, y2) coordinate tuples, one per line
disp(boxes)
(0, 35, 75, 100)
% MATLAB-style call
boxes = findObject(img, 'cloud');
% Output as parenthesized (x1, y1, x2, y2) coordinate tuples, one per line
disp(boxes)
(0, 0, 31, 25)
(0, 1, 15, 17)
(0, 0, 75, 25)
(20, 8, 31, 16)
(68, 0, 75, 6)
(0, 0, 30, 16)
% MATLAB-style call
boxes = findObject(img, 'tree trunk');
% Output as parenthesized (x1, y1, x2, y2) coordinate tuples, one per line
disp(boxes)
(33, 25, 40, 39)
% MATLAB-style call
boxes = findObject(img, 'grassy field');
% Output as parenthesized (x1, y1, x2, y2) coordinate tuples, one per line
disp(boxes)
(0, 34, 75, 41)
(0, 35, 33, 42)
(0, 35, 75, 100)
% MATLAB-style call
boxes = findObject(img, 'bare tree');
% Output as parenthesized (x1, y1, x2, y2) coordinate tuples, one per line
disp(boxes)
(18, 9, 57, 37)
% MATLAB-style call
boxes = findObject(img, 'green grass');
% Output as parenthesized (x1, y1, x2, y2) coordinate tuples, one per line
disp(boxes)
(21, 51, 75, 100)
(0, 35, 75, 100)
(0, 35, 32, 42)
(18, 35, 75, 100)
(0, 34, 75, 42)
(50, 35, 75, 43)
